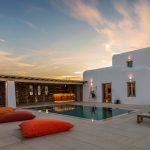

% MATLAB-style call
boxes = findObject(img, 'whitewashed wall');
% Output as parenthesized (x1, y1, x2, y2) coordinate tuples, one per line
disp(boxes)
(113, 47, 150, 67)
(83, 66, 150, 105)
(83, 67, 122, 103)
(119, 67, 150, 105)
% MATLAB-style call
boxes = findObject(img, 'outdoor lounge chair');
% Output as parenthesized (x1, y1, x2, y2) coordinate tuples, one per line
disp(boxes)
(137, 113, 150, 123)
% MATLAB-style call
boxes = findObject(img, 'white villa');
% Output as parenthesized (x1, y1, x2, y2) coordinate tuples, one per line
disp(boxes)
(83, 47, 150, 105)
(1, 47, 150, 108)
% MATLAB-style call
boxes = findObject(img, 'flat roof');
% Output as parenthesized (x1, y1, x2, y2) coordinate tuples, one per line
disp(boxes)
(0, 74, 85, 85)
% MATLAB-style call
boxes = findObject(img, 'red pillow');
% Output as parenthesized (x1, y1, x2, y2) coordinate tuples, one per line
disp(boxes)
(0, 111, 35, 123)
(0, 107, 15, 114)
(19, 119, 74, 138)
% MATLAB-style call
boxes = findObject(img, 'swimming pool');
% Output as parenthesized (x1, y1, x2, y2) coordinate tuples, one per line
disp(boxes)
(29, 105, 132, 121)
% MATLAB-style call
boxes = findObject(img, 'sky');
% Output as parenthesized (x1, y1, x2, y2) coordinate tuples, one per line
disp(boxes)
(0, 0, 150, 80)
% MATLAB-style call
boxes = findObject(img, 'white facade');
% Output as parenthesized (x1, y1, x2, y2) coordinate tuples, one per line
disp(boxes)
(83, 47, 150, 105)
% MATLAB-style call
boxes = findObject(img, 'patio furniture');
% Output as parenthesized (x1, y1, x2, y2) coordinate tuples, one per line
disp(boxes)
(19, 119, 74, 138)
(0, 111, 35, 123)
(137, 113, 150, 123)
(0, 107, 15, 114)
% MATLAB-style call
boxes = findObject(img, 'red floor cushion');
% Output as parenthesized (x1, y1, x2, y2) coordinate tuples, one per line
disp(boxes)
(0, 111, 35, 123)
(0, 107, 15, 114)
(19, 119, 74, 138)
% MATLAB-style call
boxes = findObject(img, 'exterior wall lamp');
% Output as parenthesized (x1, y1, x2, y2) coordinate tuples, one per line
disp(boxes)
(128, 73, 134, 82)
(90, 79, 93, 87)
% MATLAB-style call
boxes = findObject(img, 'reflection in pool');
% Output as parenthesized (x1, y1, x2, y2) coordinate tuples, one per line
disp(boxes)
(29, 105, 132, 121)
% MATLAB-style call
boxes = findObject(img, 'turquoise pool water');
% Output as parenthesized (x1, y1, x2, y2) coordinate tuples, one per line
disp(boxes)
(29, 105, 132, 120)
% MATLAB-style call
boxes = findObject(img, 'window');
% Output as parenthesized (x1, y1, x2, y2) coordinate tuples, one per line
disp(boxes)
(127, 56, 133, 68)
(127, 82, 136, 97)
(127, 60, 133, 68)
(29, 85, 33, 96)
(45, 86, 48, 95)
(37, 86, 41, 95)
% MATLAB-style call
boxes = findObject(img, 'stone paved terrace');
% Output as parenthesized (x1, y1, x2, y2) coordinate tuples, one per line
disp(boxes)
(0, 102, 150, 150)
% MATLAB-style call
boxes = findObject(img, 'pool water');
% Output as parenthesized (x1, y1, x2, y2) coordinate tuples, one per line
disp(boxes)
(29, 105, 132, 120)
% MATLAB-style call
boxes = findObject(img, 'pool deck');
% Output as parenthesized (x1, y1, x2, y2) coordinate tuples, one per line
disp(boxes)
(0, 102, 150, 150)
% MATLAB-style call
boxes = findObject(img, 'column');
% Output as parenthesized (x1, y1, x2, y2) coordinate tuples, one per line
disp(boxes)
(5, 81, 16, 108)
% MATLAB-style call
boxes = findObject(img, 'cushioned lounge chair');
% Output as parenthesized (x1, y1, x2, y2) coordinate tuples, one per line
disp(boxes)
(137, 113, 150, 123)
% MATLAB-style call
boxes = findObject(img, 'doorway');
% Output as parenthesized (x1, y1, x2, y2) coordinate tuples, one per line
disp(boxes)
(102, 83, 112, 103)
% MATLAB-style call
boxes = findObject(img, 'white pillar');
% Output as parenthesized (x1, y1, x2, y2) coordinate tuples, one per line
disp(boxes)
(5, 81, 16, 108)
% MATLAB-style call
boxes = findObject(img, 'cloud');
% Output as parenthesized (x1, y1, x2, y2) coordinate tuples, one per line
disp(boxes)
(0, 48, 84, 79)
(74, 71, 82, 75)
(0, 50, 36, 75)
(0, 39, 6, 43)
(53, 0, 115, 32)
(0, 46, 107, 80)
(54, 0, 150, 53)
(101, 0, 150, 52)
(2, 0, 150, 80)
(21, 20, 37, 29)
(27, 6, 46, 13)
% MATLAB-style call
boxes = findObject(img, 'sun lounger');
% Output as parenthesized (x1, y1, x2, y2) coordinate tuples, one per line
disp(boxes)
(137, 113, 150, 123)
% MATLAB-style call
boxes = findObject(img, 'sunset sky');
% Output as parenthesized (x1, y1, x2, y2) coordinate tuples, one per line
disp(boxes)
(0, 0, 150, 80)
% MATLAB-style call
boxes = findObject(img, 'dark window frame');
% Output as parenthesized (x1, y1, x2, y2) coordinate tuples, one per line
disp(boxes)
(127, 60, 133, 68)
